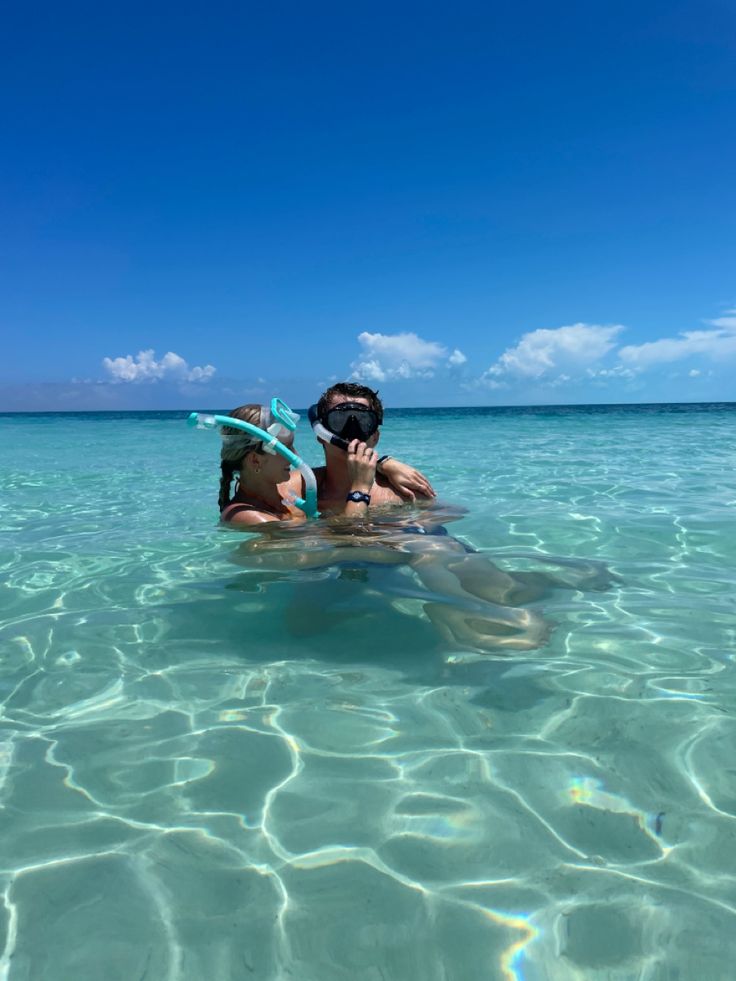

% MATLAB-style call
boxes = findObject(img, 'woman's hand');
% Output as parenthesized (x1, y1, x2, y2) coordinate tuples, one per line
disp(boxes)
(379, 458, 435, 500)
(346, 439, 378, 492)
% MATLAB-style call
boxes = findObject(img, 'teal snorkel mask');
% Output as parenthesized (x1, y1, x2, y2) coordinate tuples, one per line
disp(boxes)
(188, 397, 320, 518)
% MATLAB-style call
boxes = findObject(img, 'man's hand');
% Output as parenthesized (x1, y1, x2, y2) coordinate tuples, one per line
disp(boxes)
(380, 458, 436, 500)
(346, 439, 378, 492)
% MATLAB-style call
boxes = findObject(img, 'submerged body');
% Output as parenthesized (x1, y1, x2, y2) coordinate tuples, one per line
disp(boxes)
(231, 508, 614, 653)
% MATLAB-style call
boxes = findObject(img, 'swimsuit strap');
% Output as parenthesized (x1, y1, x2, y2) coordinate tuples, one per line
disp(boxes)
(221, 502, 259, 522)
(222, 502, 257, 515)
(221, 497, 287, 522)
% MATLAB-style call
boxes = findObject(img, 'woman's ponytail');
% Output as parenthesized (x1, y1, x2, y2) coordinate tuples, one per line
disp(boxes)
(219, 459, 238, 512)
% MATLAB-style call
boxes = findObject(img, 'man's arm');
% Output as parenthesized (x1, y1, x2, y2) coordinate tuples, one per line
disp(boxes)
(377, 457, 435, 500)
(343, 440, 378, 517)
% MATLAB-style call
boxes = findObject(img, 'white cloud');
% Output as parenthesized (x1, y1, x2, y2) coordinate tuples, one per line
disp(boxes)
(350, 331, 459, 382)
(448, 348, 467, 366)
(705, 307, 736, 330)
(618, 323, 736, 369)
(484, 323, 624, 382)
(347, 309, 734, 392)
(102, 349, 216, 383)
(587, 364, 636, 379)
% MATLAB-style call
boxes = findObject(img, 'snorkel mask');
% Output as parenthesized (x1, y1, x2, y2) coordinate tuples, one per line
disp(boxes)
(324, 402, 380, 441)
(257, 397, 300, 453)
(307, 401, 380, 451)
(188, 398, 319, 518)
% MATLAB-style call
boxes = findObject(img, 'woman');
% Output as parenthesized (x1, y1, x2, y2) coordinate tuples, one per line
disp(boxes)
(218, 402, 383, 526)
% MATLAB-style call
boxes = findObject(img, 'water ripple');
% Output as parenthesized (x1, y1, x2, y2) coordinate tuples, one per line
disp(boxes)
(2, 407, 736, 977)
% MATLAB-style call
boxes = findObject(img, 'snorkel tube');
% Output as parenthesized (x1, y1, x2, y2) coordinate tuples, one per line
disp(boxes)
(308, 403, 349, 451)
(188, 397, 319, 518)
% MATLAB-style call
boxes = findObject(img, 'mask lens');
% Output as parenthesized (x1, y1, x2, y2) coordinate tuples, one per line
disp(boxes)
(261, 422, 291, 454)
(324, 404, 379, 440)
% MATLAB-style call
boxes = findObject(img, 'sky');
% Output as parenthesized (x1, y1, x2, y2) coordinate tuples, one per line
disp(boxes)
(1, 0, 735, 410)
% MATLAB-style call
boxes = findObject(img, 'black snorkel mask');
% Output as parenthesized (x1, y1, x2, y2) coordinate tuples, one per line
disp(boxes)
(308, 402, 380, 451)
(325, 402, 380, 441)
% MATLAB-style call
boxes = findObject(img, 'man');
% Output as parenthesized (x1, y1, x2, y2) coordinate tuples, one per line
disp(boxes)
(311, 382, 435, 511)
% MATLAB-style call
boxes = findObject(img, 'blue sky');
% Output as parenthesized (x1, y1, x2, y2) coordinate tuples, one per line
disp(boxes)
(2, 0, 735, 410)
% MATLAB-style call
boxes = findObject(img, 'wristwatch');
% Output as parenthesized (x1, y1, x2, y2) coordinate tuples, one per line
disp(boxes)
(346, 491, 371, 505)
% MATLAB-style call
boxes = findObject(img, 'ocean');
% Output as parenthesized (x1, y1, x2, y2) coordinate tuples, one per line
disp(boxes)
(1, 403, 735, 980)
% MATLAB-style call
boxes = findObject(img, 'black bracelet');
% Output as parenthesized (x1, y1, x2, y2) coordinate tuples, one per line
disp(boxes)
(346, 491, 371, 505)
(376, 455, 390, 471)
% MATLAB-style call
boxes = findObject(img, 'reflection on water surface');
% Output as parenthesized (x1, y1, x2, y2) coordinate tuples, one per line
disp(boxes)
(1, 406, 735, 979)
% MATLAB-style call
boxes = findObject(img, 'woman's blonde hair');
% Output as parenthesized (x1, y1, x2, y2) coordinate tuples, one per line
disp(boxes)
(218, 404, 264, 511)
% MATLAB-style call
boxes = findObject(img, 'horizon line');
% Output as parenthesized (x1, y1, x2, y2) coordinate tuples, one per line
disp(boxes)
(2, 399, 735, 416)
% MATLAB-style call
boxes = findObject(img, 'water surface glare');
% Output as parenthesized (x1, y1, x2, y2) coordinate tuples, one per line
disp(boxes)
(1, 404, 736, 980)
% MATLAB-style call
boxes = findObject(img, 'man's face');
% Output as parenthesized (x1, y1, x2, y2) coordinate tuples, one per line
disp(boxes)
(325, 394, 380, 447)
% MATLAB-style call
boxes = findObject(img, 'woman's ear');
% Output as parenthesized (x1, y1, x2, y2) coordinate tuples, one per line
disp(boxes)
(368, 430, 380, 448)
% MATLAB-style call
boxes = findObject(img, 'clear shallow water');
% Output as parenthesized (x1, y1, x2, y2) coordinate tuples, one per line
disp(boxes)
(1, 403, 735, 980)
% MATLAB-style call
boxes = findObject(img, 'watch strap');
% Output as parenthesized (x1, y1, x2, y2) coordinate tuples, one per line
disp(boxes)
(346, 491, 371, 505)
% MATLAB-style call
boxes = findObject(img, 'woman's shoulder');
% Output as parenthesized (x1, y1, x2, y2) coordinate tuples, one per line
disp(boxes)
(220, 503, 273, 527)
(221, 501, 305, 527)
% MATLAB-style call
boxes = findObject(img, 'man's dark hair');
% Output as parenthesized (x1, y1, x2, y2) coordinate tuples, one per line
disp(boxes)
(317, 382, 384, 424)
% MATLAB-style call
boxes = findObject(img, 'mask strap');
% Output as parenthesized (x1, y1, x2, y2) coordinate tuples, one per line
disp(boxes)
(258, 405, 271, 430)
(262, 422, 283, 454)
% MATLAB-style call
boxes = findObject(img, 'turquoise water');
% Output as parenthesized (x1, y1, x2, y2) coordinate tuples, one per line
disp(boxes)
(1, 404, 735, 980)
